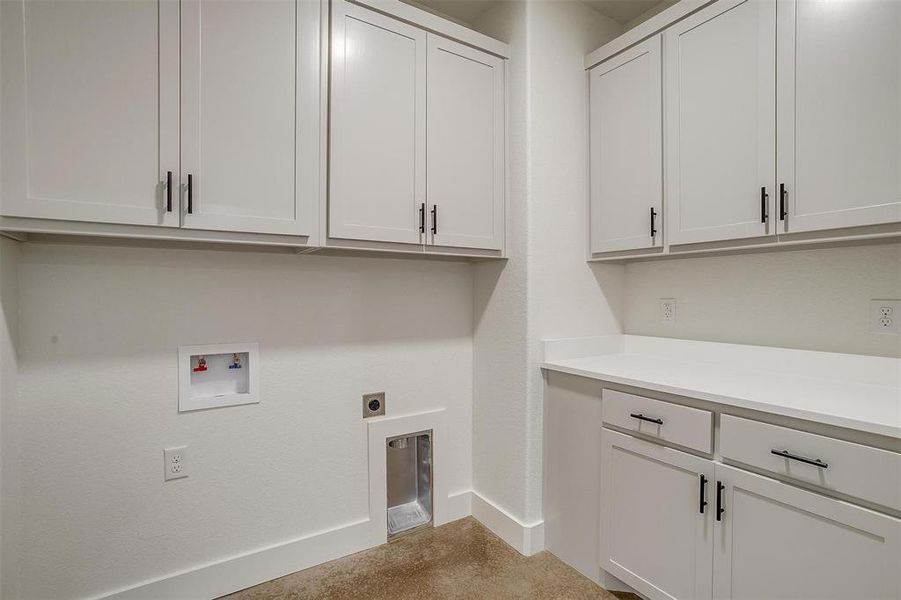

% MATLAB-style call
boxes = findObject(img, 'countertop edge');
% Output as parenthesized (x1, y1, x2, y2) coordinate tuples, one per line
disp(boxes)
(540, 360, 901, 441)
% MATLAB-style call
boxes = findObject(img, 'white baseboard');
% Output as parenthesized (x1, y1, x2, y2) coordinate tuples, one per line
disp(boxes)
(444, 490, 473, 524)
(470, 492, 544, 556)
(102, 518, 373, 600)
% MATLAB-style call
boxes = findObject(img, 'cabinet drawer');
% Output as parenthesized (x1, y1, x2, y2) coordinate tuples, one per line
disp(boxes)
(601, 389, 713, 453)
(721, 415, 901, 511)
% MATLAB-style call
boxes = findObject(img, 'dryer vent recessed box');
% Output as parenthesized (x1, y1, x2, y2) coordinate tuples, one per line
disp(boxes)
(178, 343, 259, 412)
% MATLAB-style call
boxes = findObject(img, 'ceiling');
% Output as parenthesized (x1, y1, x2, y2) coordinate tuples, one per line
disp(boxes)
(410, 0, 670, 27)
(407, 0, 500, 25)
(582, 0, 668, 25)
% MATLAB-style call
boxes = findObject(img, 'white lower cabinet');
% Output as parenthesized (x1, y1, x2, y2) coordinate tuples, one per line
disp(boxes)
(713, 463, 901, 600)
(601, 428, 714, 600)
(601, 426, 901, 600)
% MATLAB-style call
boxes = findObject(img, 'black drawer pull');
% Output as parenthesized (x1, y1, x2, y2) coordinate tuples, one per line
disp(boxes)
(760, 186, 769, 223)
(779, 183, 787, 220)
(166, 171, 173, 212)
(650, 207, 657, 237)
(699, 474, 708, 514)
(630, 413, 663, 425)
(716, 481, 725, 521)
(771, 449, 828, 469)
(187, 173, 193, 214)
(431, 204, 437, 234)
(419, 203, 425, 233)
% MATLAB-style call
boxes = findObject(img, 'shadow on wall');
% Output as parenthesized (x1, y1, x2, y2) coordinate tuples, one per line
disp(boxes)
(14, 243, 476, 365)
(472, 258, 507, 332)
(588, 261, 625, 332)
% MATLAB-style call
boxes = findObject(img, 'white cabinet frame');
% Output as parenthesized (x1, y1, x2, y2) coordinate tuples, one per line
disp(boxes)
(180, 0, 320, 236)
(601, 428, 714, 600)
(589, 35, 663, 254)
(0, 0, 180, 228)
(776, 0, 901, 235)
(426, 33, 505, 251)
(713, 463, 901, 600)
(328, 0, 427, 245)
(664, 0, 776, 246)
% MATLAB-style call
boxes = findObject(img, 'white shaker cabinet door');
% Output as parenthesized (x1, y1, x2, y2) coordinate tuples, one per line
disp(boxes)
(0, 0, 179, 227)
(329, 1, 426, 245)
(180, 0, 319, 236)
(601, 429, 714, 600)
(426, 34, 505, 251)
(589, 35, 663, 254)
(665, 0, 776, 245)
(777, 0, 901, 233)
(713, 464, 901, 600)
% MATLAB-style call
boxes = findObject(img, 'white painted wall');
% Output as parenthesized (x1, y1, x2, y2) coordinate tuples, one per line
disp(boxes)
(5, 243, 473, 599)
(1, 237, 22, 600)
(471, 0, 624, 533)
(625, 243, 901, 358)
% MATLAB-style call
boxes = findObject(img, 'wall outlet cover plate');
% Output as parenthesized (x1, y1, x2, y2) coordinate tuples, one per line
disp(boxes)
(164, 446, 188, 481)
(870, 300, 901, 334)
(660, 298, 676, 322)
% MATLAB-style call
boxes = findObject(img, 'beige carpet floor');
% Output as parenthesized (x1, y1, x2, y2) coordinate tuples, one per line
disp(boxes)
(221, 517, 639, 600)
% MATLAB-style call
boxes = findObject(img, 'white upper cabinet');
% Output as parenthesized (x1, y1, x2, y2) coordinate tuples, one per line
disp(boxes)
(1, 0, 320, 239)
(713, 464, 901, 600)
(329, 1, 427, 245)
(427, 34, 505, 251)
(328, 0, 506, 253)
(777, 0, 901, 234)
(589, 36, 663, 254)
(0, 0, 179, 227)
(665, 0, 776, 245)
(180, 0, 319, 236)
(601, 429, 714, 600)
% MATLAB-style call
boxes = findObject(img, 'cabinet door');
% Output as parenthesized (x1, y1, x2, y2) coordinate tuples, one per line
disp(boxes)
(180, 0, 318, 236)
(329, 1, 426, 245)
(665, 0, 776, 245)
(589, 36, 663, 254)
(0, 0, 178, 227)
(713, 464, 901, 600)
(777, 0, 901, 233)
(601, 428, 714, 600)
(427, 34, 504, 251)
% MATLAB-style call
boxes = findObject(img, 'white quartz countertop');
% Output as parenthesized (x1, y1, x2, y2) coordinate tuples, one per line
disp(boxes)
(540, 336, 901, 440)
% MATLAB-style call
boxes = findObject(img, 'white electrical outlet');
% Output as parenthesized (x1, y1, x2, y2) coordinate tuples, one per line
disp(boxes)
(164, 446, 188, 481)
(870, 300, 901, 334)
(660, 298, 676, 322)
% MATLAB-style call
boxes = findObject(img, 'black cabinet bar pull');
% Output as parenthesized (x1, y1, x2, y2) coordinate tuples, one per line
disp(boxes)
(716, 481, 725, 521)
(187, 173, 193, 214)
(771, 449, 828, 469)
(650, 207, 657, 237)
(431, 204, 437, 235)
(629, 413, 663, 425)
(779, 183, 787, 221)
(699, 474, 708, 514)
(419, 203, 425, 233)
(166, 171, 172, 212)
(760, 187, 768, 223)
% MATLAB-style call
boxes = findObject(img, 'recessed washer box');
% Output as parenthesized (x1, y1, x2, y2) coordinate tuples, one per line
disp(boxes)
(178, 343, 259, 412)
